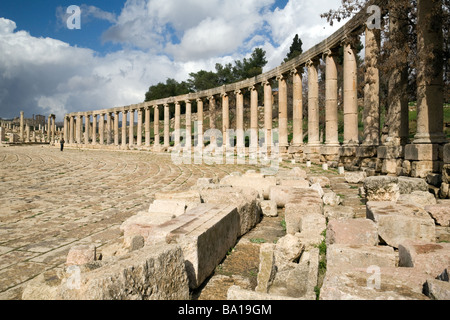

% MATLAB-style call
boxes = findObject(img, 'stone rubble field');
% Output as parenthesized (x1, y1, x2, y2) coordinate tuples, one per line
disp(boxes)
(1, 145, 449, 300)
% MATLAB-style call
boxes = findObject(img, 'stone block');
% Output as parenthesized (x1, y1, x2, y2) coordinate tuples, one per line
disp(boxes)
(310, 183, 324, 198)
(269, 186, 321, 208)
(260, 200, 278, 217)
(356, 146, 377, 158)
(444, 144, 450, 164)
(382, 159, 400, 174)
(274, 234, 304, 271)
(197, 177, 213, 186)
(345, 171, 367, 184)
(397, 191, 437, 209)
(326, 219, 378, 247)
(364, 176, 400, 202)
(66, 244, 96, 266)
(255, 243, 276, 294)
(397, 176, 429, 194)
(424, 203, 450, 227)
(199, 186, 261, 236)
(148, 199, 186, 216)
(366, 201, 436, 248)
(326, 244, 396, 272)
(57, 243, 190, 300)
(308, 176, 331, 188)
(411, 161, 442, 178)
(398, 240, 450, 277)
(219, 174, 276, 200)
(320, 267, 429, 300)
(405, 144, 439, 161)
(423, 279, 450, 300)
(154, 190, 202, 211)
(164, 204, 241, 289)
(284, 200, 323, 235)
(322, 192, 341, 206)
(279, 179, 310, 188)
(324, 206, 356, 221)
(339, 146, 357, 157)
(377, 145, 404, 159)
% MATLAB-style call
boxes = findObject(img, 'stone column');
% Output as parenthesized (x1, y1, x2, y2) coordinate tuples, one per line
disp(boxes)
(197, 98, 204, 150)
(362, 27, 381, 146)
(221, 93, 229, 148)
(249, 86, 259, 151)
(154, 105, 160, 149)
(235, 90, 245, 151)
(413, 0, 446, 144)
(69, 116, 74, 144)
(122, 110, 128, 148)
(264, 80, 273, 149)
(164, 104, 170, 148)
(174, 102, 181, 147)
(51, 115, 56, 143)
(47, 115, 51, 143)
(99, 114, 104, 145)
(292, 68, 303, 147)
(84, 114, 90, 145)
(209, 96, 216, 130)
(114, 112, 119, 146)
(137, 107, 143, 147)
(64, 116, 69, 143)
(92, 114, 97, 145)
(145, 106, 151, 147)
(343, 39, 359, 145)
(307, 59, 320, 146)
(324, 50, 340, 146)
(25, 125, 30, 142)
(185, 100, 192, 149)
(77, 114, 82, 144)
(20, 111, 24, 142)
(278, 74, 289, 150)
(129, 109, 135, 147)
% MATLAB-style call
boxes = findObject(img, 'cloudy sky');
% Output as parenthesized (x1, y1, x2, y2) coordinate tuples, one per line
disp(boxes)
(0, 0, 347, 120)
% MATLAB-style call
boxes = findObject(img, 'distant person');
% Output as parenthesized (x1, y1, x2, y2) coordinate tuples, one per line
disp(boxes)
(60, 138, 65, 152)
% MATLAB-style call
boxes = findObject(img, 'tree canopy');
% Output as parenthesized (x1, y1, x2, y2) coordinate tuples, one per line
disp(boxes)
(284, 34, 303, 63)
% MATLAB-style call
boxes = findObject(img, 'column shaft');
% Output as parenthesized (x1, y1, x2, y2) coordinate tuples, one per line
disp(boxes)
(129, 110, 134, 147)
(164, 104, 170, 148)
(185, 101, 192, 149)
(114, 112, 119, 146)
(292, 69, 303, 146)
(122, 111, 127, 147)
(84, 114, 90, 145)
(69, 116, 74, 144)
(154, 106, 160, 148)
(325, 51, 340, 146)
(343, 42, 359, 145)
(99, 114, 104, 145)
(92, 114, 97, 145)
(137, 108, 143, 147)
(145, 107, 151, 147)
(250, 86, 259, 150)
(278, 75, 289, 148)
(264, 81, 273, 148)
(236, 90, 244, 149)
(308, 60, 320, 146)
(175, 102, 181, 146)
(222, 94, 229, 148)
(197, 99, 204, 149)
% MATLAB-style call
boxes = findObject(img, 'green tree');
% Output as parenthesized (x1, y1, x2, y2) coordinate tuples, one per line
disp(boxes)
(145, 78, 190, 101)
(284, 34, 303, 63)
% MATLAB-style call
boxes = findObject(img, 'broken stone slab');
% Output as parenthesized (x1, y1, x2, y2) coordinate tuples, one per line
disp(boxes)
(423, 279, 450, 300)
(284, 200, 324, 235)
(345, 171, 367, 184)
(324, 205, 356, 221)
(23, 244, 190, 300)
(162, 204, 241, 289)
(326, 244, 397, 273)
(196, 178, 214, 187)
(290, 167, 308, 179)
(66, 244, 97, 266)
(322, 192, 342, 206)
(363, 176, 400, 202)
(260, 200, 278, 217)
(274, 234, 305, 271)
(270, 186, 322, 209)
(308, 176, 331, 188)
(198, 186, 261, 237)
(148, 199, 187, 216)
(310, 183, 324, 198)
(268, 261, 314, 300)
(398, 240, 450, 277)
(278, 179, 310, 189)
(255, 243, 276, 294)
(320, 267, 430, 300)
(424, 203, 450, 227)
(227, 285, 306, 300)
(397, 176, 429, 194)
(397, 191, 437, 209)
(326, 219, 379, 247)
(219, 175, 276, 200)
(153, 190, 202, 211)
(366, 201, 436, 248)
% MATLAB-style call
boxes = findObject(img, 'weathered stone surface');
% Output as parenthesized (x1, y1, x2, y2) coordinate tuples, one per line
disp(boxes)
(310, 183, 324, 198)
(322, 192, 341, 206)
(324, 205, 356, 221)
(425, 203, 450, 227)
(345, 171, 367, 184)
(219, 175, 276, 199)
(269, 186, 321, 209)
(398, 240, 450, 277)
(255, 243, 276, 293)
(279, 179, 310, 188)
(366, 201, 436, 248)
(320, 267, 429, 300)
(274, 234, 304, 271)
(290, 167, 308, 179)
(397, 176, 429, 194)
(423, 279, 450, 300)
(55, 244, 190, 300)
(284, 200, 324, 235)
(22, 269, 65, 300)
(326, 244, 397, 272)
(66, 245, 96, 266)
(154, 190, 202, 211)
(308, 176, 331, 188)
(196, 178, 213, 186)
(397, 191, 437, 209)
(326, 219, 378, 247)
(148, 199, 186, 216)
(364, 176, 400, 201)
(260, 200, 278, 217)
(199, 186, 261, 236)
(227, 285, 304, 300)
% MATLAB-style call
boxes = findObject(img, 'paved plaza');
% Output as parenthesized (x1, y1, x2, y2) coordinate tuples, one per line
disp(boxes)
(0, 145, 258, 299)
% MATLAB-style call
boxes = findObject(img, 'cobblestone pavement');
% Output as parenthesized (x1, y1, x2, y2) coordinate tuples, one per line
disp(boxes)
(0, 145, 259, 300)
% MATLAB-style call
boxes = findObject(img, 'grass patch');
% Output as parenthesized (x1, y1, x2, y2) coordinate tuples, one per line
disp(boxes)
(250, 238, 267, 244)
(280, 219, 286, 231)
(314, 229, 328, 300)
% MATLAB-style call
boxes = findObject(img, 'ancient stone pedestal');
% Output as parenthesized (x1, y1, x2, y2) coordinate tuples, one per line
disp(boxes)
(405, 144, 443, 178)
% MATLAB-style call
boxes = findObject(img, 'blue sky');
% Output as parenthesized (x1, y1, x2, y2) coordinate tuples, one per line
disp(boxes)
(0, 0, 345, 120)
